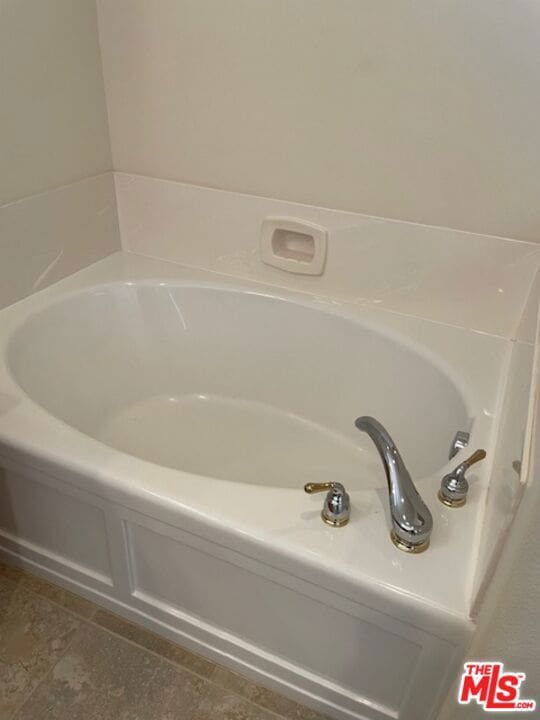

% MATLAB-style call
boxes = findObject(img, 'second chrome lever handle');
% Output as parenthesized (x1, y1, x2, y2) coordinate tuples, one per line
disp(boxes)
(439, 449, 486, 507)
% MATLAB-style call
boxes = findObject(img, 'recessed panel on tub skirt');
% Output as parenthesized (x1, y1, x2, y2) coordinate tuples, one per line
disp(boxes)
(125, 520, 422, 715)
(0, 466, 112, 585)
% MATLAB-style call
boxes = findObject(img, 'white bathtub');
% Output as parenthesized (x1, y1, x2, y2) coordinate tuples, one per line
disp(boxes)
(0, 252, 511, 720)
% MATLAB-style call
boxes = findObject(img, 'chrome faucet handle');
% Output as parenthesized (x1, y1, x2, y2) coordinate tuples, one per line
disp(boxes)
(439, 449, 486, 508)
(304, 482, 350, 527)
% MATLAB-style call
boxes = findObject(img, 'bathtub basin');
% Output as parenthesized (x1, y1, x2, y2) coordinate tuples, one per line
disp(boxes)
(0, 252, 509, 720)
(7, 281, 470, 491)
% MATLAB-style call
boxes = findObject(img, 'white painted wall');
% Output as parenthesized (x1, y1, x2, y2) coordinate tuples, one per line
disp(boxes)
(0, 0, 112, 206)
(0, 0, 118, 308)
(97, 0, 540, 243)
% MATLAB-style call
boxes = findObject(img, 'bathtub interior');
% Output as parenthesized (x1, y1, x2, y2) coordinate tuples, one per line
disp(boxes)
(6, 282, 471, 491)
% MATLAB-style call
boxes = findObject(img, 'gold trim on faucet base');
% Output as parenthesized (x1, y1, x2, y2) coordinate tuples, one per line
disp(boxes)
(321, 511, 349, 527)
(391, 531, 430, 554)
(438, 490, 466, 508)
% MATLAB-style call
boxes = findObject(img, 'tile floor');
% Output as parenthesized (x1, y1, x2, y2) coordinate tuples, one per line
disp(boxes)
(0, 561, 329, 720)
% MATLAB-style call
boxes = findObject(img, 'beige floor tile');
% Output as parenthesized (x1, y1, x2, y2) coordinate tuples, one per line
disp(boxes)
(192, 682, 277, 720)
(92, 608, 215, 678)
(0, 576, 80, 718)
(13, 622, 207, 720)
(21, 575, 97, 620)
(0, 561, 97, 620)
(0, 561, 24, 585)
(211, 667, 329, 720)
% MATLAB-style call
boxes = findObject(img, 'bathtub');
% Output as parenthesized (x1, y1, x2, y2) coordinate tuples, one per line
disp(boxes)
(0, 252, 511, 720)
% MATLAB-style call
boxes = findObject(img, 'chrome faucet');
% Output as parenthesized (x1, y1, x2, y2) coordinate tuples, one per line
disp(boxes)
(355, 416, 433, 553)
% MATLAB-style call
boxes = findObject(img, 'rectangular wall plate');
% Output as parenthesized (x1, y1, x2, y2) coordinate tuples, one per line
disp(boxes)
(260, 217, 328, 275)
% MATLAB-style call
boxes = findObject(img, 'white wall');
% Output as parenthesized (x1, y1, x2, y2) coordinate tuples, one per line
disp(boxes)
(0, 0, 119, 308)
(0, 0, 112, 205)
(97, 0, 540, 243)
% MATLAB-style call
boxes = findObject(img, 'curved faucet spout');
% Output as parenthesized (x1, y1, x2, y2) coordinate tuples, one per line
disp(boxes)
(355, 416, 433, 553)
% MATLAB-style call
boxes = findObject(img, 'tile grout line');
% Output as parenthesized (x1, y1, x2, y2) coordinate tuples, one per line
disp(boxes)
(82, 614, 293, 720)
(85, 615, 214, 680)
